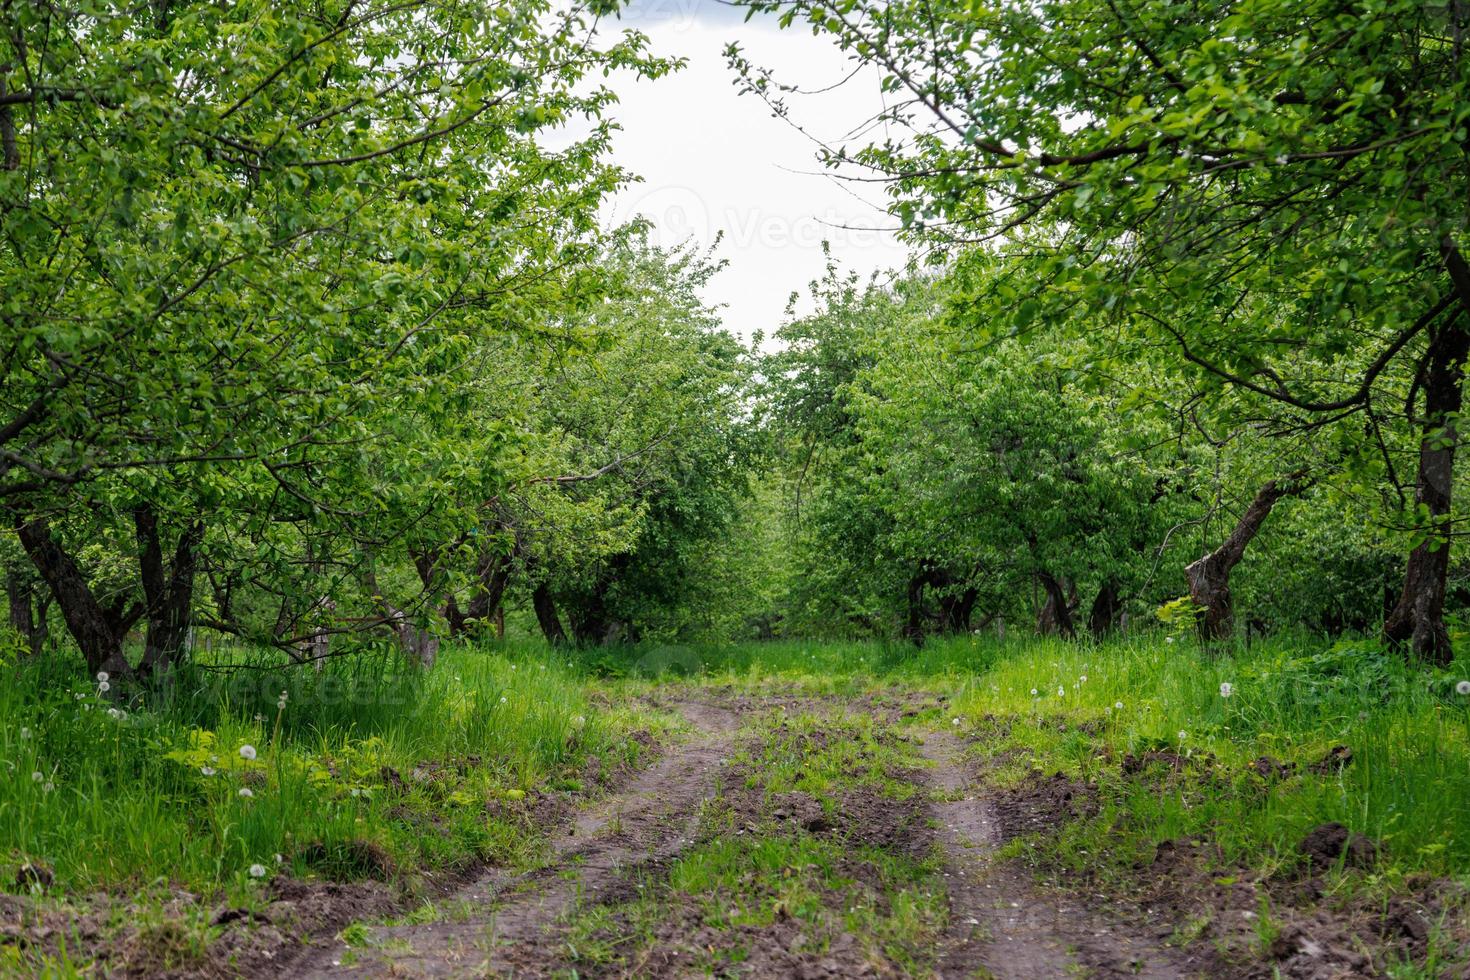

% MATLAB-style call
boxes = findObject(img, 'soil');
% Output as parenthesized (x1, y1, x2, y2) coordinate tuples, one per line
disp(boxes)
(7, 692, 1462, 978)
(285, 698, 745, 978)
(916, 728, 1204, 979)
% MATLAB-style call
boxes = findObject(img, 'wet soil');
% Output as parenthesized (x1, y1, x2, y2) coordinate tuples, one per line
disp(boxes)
(916, 728, 1203, 979)
(287, 698, 745, 978)
(11, 690, 1460, 978)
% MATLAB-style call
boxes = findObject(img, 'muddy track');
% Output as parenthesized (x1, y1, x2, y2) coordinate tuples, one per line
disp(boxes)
(289, 698, 744, 978)
(916, 728, 1205, 979)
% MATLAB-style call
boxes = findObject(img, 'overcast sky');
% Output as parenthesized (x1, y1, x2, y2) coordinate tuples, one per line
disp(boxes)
(599, 0, 911, 344)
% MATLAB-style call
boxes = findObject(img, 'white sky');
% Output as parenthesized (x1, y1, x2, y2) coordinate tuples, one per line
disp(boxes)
(600, 0, 911, 344)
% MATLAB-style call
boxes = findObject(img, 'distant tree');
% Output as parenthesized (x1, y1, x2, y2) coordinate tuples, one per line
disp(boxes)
(734, 0, 1470, 660)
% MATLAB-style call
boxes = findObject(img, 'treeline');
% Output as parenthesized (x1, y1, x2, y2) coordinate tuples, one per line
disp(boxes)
(0, 1, 757, 678)
(734, 0, 1470, 663)
(5, 0, 1470, 676)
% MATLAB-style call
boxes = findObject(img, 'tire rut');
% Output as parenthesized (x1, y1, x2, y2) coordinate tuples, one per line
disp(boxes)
(916, 728, 1203, 980)
(291, 698, 744, 979)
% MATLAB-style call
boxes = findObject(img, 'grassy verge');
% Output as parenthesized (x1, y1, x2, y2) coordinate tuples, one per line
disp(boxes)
(945, 634, 1470, 881)
(1, 643, 668, 902)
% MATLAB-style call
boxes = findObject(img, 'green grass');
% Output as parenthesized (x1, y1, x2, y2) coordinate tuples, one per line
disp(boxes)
(0, 642, 668, 900)
(943, 633, 1470, 881)
(5, 629, 1466, 967)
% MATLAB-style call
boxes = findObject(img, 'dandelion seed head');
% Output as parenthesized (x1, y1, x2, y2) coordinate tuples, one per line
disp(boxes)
(248, 864, 267, 879)
(42, 782, 53, 793)
(201, 766, 216, 776)
(1177, 730, 1188, 741)
(19, 728, 30, 740)
(1220, 682, 1234, 698)
(1457, 680, 1470, 696)
(238, 787, 254, 798)
(96, 672, 109, 683)
(31, 771, 42, 782)
(1030, 688, 1039, 697)
(1115, 701, 1124, 710)
(97, 681, 110, 693)
(239, 745, 257, 761)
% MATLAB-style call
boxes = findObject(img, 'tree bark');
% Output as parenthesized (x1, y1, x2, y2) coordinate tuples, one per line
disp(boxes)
(1384, 312, 1470, 662)
(362, 567, 438, 668)
(1088, 578, 1121, 640)
(1185, 471, 1308, 641)
(6, 564, 48, 655)
(15, 517, 135, 678)
(904, 567, 928, 646)
(938, 585, 979, 633)
(1035, 571, 1077, 638)
(531, 582, 568, 647)
(460, 549, 511, 636)
(133, 505, 203, 677)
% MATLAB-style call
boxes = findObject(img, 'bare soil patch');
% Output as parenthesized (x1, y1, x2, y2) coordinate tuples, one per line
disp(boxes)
(915, 728, 1203, 979)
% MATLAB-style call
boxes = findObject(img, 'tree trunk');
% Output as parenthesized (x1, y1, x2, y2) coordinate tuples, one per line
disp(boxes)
(1185, 471, 1308, 641)
(1088, 578, 1121, 640)
(15, 517, 135, 678)
(1035, 571, 1076, 638)
(461, 549, 511, 636)
(532, 582, 568, 647)
(1384, 311, 1470, 662)
(6, 564, 48, 656)
(904, 567, 928, 646)
(938, 586, 979, 633)
(133, 505, 203, 677)
(362, 567, 438, 668)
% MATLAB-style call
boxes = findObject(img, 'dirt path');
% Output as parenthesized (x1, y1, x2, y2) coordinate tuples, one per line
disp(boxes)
(290, 698, 744, 978)
(916, 727, 1204, 979)
(283, 697, 1209, 979)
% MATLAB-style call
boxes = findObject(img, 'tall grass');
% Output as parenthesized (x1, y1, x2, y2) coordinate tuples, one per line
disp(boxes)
(945, 634, 1470, 877)
(0, 643, 656, 898)
(6, 631, 1464, 900)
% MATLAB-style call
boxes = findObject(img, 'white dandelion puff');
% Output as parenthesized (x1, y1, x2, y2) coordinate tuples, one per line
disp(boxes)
(96, 671, 109, 683)
(31, 771, 42, 783)
(238, 787, 254, 798)
(1456, 680, 1470, 696)
(200, 766, 216, 777)
(248, 864, 267, 878)
(239, 745, 257, 761)
(1220, 682, 1234, 698)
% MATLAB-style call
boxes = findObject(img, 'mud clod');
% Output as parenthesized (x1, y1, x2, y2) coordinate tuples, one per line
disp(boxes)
(15, 861, 54, 893)
(1297, 822, 1376, 870)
